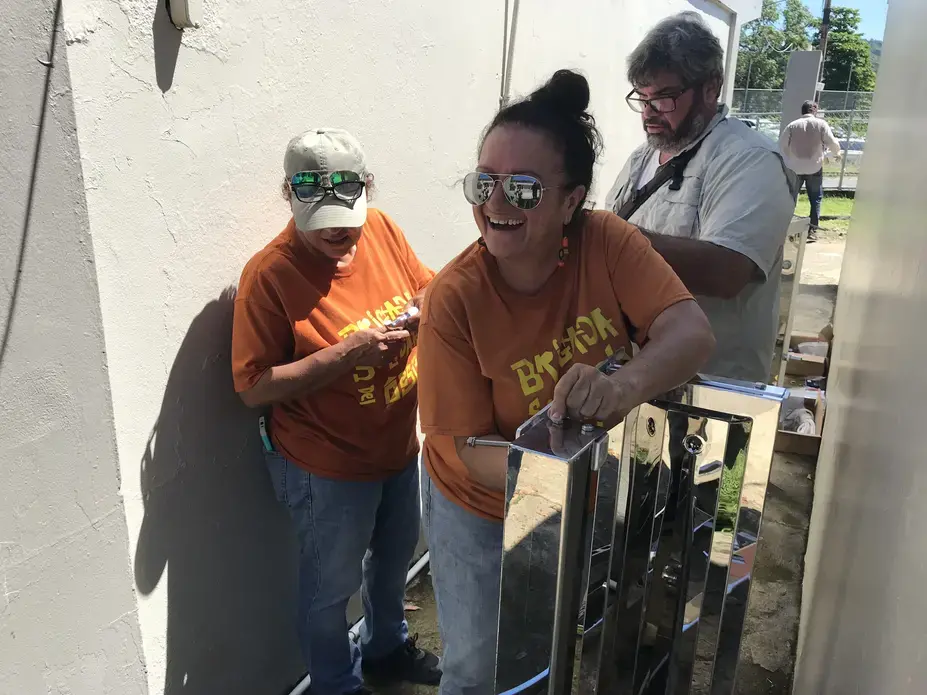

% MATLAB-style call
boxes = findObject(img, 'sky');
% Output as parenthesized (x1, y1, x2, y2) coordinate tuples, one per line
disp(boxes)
(801, 0, 888, 40)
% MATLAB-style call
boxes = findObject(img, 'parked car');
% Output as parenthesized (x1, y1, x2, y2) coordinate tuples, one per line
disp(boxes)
(842, 137, 866, 152)
(830, 137, 865, 169)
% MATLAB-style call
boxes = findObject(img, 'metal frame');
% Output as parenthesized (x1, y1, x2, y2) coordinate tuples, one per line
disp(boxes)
(493, 365, 786, 694)
(777, 217, 811, 385)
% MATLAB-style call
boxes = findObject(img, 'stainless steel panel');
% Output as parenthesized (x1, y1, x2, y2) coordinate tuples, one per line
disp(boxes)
(686, 381, 783, 695)
(495, 410, 610, 694)
(494, 374, 786, 695)
(594, 403, 673, 695)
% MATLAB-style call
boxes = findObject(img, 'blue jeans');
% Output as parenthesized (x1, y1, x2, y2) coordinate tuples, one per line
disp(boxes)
(266, 452, 421, 695)
(422, 469, 503, 695)
(798, 169, 824, 227)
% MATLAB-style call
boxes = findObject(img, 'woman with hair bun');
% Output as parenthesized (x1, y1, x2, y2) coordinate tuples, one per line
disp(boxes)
(416, 69, 716, 693)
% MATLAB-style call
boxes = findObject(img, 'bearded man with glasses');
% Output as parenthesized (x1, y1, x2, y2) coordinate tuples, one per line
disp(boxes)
(606, 11, 796, 384)
(605, 18, 798, 649)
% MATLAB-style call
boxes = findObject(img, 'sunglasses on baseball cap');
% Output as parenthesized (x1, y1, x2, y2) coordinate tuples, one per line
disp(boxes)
(289, 170, 365, 204)
(284, 128, 369, 232)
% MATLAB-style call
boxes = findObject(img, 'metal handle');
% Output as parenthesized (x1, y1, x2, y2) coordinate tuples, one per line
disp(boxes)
(384, 305, 420, 329)
(466, 436, 509, 449)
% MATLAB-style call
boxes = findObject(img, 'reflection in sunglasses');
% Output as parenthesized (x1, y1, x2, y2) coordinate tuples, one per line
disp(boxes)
(290, 170, 365, 204)
(464, 172, 547, 210)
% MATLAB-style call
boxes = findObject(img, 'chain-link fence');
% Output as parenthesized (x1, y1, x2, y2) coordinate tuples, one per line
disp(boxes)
(729, 89, 873, 191)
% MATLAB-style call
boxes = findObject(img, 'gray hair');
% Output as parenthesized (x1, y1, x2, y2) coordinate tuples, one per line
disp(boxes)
(627, 12, 724, 93)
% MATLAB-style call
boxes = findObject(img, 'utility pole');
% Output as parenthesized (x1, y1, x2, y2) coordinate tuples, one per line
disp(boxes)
(817, 0, 832, 95)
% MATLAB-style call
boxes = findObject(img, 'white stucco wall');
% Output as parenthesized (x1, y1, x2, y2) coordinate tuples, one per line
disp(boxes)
(2, 1, 763, 693)
(60, 1, 504, 692)
(0, 1, 146, 693)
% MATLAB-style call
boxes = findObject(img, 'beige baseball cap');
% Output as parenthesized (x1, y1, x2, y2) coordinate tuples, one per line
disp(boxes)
(284, 128, 368, 232)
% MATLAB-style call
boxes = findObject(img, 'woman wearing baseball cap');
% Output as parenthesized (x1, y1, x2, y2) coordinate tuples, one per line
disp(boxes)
(415, 70, 716, 693)
(232, 128, 440, 694)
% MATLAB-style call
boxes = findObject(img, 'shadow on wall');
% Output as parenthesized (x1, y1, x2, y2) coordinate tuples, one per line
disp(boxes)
(134, 287, 305, 695)
(0, 0, 61, 374)
(153, 0, 182, 93)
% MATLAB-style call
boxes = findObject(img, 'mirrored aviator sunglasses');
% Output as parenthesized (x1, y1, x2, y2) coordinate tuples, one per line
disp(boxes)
(290, 170, 365, 204)
(462, 172, 545, 211)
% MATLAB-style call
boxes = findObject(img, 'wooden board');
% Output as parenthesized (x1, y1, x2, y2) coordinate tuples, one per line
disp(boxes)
(775, 431, 822, 457)
(785, 352, 827, 377)
(776, 392, 826, 458)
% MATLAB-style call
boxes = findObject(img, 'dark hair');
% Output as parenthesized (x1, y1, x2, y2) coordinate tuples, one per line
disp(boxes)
(802, 100, 818, 115)
(628, 12, 723, 98)
(480, 69, 603, 223)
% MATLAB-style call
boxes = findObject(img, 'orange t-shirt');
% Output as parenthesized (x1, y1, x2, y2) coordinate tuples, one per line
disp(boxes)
(417, 210, 693, 521)
(232, 208, 434, 480)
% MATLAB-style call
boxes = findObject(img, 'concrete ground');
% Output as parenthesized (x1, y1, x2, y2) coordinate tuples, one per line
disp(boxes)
(791, 236, 844, 336)
(732, 451, 816, 694)
(822, 175, 856, 191)
(733, 232, 844, 694)
(369, 576, 440, 695)
(375, 237, 846, 695)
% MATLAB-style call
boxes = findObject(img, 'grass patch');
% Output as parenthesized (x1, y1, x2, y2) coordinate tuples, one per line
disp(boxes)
(822, 163, 861, 177)
(716, 449, 746, 533)
(794, 193, 854, 235)
(821, 218, 851, 235)
(794, 193, 854, 218)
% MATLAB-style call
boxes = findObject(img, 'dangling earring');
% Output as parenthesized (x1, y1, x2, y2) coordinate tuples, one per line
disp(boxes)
(477, 237, 487, 248)
(558, 235, 569, 268)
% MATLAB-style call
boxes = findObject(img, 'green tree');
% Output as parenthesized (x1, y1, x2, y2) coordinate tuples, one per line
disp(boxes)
(816, 7, 877, 92)
(736, 0, 784, 91)
(736, 0, 818, 93)
(782, 0, 817, 52)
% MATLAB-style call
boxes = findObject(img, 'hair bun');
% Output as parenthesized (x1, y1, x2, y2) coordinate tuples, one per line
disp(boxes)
(533, 69, 590, 117)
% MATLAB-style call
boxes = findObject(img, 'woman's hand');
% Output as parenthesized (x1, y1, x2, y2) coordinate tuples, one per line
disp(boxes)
(549, 363, 641, 428)
(399, 290, 426, 331)
(239, 325, 411, 408)
(345, 327, 410, 367)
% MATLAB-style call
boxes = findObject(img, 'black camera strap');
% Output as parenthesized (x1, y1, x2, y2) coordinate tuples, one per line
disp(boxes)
(614, 138, 705, 222)
(612, 139, 704, 345)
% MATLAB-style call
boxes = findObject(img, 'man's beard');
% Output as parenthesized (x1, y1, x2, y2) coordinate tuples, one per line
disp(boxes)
(645, 95, 710, 153)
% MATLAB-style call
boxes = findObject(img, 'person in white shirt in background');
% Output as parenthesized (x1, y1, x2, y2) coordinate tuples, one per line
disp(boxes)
(779, 100, 843, 242)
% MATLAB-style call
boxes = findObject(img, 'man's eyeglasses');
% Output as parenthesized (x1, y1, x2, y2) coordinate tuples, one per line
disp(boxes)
(289, 170, 365, 204)
(625, 87, 693, 114)
(463, 172, 559, 211)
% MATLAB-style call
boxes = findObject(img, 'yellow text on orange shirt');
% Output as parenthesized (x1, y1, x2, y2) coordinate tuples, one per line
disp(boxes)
(510, 308, 621, 415)
(337, 290, 414, 338)
(340, 290, 419, 407)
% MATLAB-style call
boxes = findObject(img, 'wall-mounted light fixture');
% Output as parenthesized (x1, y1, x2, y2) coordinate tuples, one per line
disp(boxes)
(167, 0, 202, 30)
